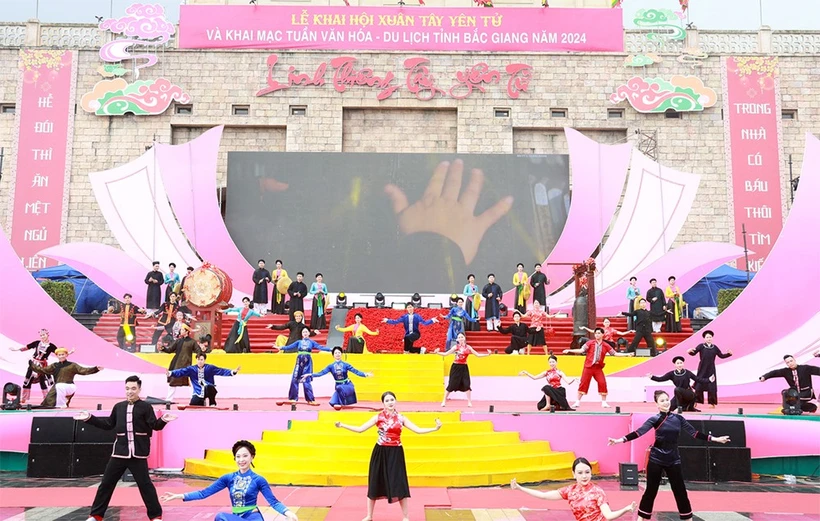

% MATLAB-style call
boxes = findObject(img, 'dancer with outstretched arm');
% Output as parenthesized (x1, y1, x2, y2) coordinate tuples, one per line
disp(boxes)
(280, 327, 332, 405)
(433, 332, 490, 408)
(162, 439, 298, 521)
(520, 354, 575, 411)
(511, 457, 635, 521)
(335, 391, 442, 521)
(607, 390, 730, 521)
(302, 346, 373, 409)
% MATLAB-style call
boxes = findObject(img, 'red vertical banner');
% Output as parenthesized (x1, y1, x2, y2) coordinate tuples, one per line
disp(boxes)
(9, 50, 76, 270)
(722, 56, 783, 272)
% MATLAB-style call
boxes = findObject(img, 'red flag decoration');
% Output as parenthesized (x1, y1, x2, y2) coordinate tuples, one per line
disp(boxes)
(679, 0, 688, 11)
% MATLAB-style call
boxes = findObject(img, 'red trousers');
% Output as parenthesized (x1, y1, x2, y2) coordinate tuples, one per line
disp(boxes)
(578, 365, 607, 395)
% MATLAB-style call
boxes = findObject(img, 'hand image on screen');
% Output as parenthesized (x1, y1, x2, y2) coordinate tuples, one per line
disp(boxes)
(384, 159, 514, 265)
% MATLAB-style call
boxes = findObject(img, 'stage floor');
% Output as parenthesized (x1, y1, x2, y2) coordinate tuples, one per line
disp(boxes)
(22, 396, 793, 417)
(1, 473, 818, 521)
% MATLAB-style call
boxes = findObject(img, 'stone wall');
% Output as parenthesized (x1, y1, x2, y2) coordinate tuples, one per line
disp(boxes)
(0, 46, 818, 256)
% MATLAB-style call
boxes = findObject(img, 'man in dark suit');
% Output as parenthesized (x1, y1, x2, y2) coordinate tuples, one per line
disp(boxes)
(382, 302, 438, 353)
(75, 375, 177, 521)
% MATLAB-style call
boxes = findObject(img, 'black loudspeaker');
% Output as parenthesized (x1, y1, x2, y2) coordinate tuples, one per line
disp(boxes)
(71, 443, 111, 477)
(678, 420, 746, 448)
(709, 447, 752, 482)
(619, 462, 639, 486)
(678, 446, 710, 482)
(27, 443, 73, 478)
(74, 420, 116, 443)
(30, 417, 75, 443)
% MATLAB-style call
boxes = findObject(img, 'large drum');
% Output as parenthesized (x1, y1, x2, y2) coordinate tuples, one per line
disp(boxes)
(184, 262, 233, 308)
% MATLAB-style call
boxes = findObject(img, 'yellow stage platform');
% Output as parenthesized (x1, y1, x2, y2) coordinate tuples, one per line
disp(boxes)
(137, 351, 645, 377)
(183, 411, 597, 487)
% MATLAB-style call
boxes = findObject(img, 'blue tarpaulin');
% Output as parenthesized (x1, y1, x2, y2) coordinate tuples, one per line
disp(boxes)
(682, 264, 755, 316)
(32, 265, 110, 313)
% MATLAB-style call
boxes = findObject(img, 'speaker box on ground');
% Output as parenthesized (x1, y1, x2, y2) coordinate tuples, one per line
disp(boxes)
(74, 420, 116, 443)
(27, 443, 73, 478)
(71, 443, 111, 477)
(30, 417, 75, 444)
(678, 419, 747, 448)
(709, 447, 752, 482)
(619, 462, 639, 486)
(678, 446, 710, 482)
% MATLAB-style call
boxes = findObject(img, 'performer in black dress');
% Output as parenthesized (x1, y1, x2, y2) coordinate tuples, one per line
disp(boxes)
(76, 375, 177, 521)
(608, 390, 730, 521)
(498, 311, 529, 354)
(9, 328, 58, 404)
(759, 352, 820, 413)
(688, 330, 732, 407)
(645, 278, 666, 333)
(520, 355, 575, 411)
(529, 263, 549, 309)
(335, 392, 441, 521)
(144, 261, 164, 311)
(252, 259, 272, 314)
(287, 272, 308, 320)
(646, 356, 713, 412)
(434, 333, 490, 408)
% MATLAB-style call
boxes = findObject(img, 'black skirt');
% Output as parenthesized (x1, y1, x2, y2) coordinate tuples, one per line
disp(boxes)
(537, 385, 572, 411)
(347, 336, 365, 354)
(368, 444, 410, 503)
(223, 322, 251, 353)
(527, 328, 546, 347)
(446, 363, 471, 392)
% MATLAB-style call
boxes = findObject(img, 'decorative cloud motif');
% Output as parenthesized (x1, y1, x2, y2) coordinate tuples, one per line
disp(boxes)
(623, 53, 661, 67)
(609, 75, 717, 113)
(99, 3, 175, 43)
(81, 78, 190, 116)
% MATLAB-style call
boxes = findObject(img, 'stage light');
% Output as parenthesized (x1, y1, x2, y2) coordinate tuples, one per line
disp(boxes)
(449, 294, 459, 307)
(1, 382, 21, 411)
(499, 303, 508, 316)
(336, 292, 347, 308)
(655, 337, 666, 347)
(374, 292, 386, 308)
(124, 323, 134, 342)
(411, 293, 422, 307)
(488, 405, 494, 412)
(781, 388, 802, 415)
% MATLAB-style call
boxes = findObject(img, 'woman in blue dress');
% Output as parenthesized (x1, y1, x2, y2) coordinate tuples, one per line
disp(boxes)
(161, 439, 298, 520)
(302, 346, 373, 409)
(280, 327, 331, 404)
(439, 297, 478, 349)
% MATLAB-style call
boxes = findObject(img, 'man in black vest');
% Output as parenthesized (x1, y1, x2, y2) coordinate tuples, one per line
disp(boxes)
(759, 352, 820, 413)
(76, 375, 177, 521)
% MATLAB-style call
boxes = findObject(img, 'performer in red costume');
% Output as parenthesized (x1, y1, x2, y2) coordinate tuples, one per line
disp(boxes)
(433, 332, 491, 408)
(563, 328, 634, 408)
(520, 354, 575, 411)
(335, 391, 442, 521)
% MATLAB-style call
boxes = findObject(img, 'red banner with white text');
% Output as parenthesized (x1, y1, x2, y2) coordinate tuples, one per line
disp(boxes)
(9, 50, 76, 270)
(722, 56, 783, 272)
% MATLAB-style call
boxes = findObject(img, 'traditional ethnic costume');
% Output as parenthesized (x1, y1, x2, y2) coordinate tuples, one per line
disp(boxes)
(524, 308, 549, 349)
(760, 363, 820, 413)
(646, 287, 666, 332)
(144, 269, 163, 310)
(287, 280, 308, 320)
(271, 318, 316, 347)
(150, 301, 178, 345)
(626, 284, 641, 330)
(368, 409, 411, 503)
(529, 271, 549, 308)
(84, 399, 169, 521)
(169, 363, 236, 406)
(29, 358, 99, 408)
(20, 339, 57, 403)
(513, 271, 530, 314)
(690, 342, 732, 405)
(117, 302, 141, 352)
(622, 308, 656, 355)
(650, 370, 710, 411)
(537, 369, 573, 411)
(481, 281, 503, 331)
(164, 271, 180, 303)
(577, 340, 616, 398)
(309, 282, 328, 329)
(223, 307, 262, 353)
(271, 267, 289, 315)
(446, 344, 473, 393)
(441, 306, 477, 349)
(165, 334, 199, 388)
(337, 322, 379, 354)
(251, 267, 272, 313)
(463, 282, 481, 332)
(498, 321, 529, 354)
(309, 360, 368, 407)
(385, 313, 435, 353)
(182, 469, 293, 521)
(281, 338, 331, 402)
(665, 284, 685, 333)
(617, 412, 716, 520)
(557, 481, 610, 521)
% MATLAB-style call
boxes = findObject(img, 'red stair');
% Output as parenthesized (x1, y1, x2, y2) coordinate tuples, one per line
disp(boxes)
(465, 316, 692, 353)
